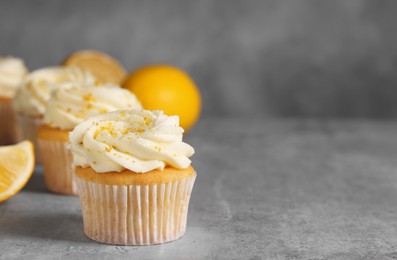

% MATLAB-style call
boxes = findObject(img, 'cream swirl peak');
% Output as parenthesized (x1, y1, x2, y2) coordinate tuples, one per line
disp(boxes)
(69, 110, 195, 173)
(12, 66, 96, 117)
(44, 83, 142, 130)
(0, 57, 28, 98)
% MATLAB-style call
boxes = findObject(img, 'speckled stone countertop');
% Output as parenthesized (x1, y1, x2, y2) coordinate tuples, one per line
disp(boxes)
(2, 119, 397, 260)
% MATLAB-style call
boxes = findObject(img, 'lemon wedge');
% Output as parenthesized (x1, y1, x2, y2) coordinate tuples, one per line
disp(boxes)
(0, 141, 34, 202)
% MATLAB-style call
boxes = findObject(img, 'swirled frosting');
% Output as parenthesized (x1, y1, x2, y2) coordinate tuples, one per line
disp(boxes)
(44, 83, 142, 130)
(69, 110, 195, 173)
(12, 66, 96, 117)
(0, 57, 28, 98)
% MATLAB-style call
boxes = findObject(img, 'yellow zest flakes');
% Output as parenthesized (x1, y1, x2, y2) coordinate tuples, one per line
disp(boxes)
(93, 128, 101, 139)
(105, 145, 114, 152)
(66, 107, 72, 113)
(121, 127, 132, 135)
(82, 93, 96, 102)
(154, 145, 162, 152)
(99, 108, 108, 114)
(119, 110, 126, 117)
(95, 124, 118, 138)
(136, 128, 145, 134)
(93, 161, 97, 165)
(87, 104, 93, 109)
(144, 116, 152, 126)
(109, 131, 117, 138)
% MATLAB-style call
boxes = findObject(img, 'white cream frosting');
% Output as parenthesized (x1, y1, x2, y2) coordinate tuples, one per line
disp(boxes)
(44, 83, 142, 130)
(69, 110, 195, 173)
(12, 66, 96, 117)
(0, 57, 28, 98)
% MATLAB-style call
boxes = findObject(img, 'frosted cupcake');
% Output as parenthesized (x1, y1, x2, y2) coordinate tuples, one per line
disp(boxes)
(12, 66, 95, 162)
(37, 83, 142, 195)
(0, 57, 27, 145)
(70, 109, 196, 245)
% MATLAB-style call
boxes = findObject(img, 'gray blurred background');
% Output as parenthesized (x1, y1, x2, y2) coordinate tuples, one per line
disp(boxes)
(1, 0, 397, 118)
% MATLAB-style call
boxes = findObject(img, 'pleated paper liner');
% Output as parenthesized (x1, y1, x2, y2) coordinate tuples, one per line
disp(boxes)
(75, 174, 196, 245)
(0, 101, 18, 145)
(15, 114, 43, 163)
(38, 139, 77, 195)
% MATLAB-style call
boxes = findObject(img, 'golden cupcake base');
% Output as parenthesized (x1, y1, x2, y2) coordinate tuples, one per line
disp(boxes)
(37, 126, 76, 195)
(75, 166, 196, 245)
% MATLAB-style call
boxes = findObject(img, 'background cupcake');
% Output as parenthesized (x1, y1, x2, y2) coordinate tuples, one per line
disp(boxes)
(37, 83, 142, 195)
(0, 57, 27, 145)
(70, 109, 196, 245)
(12, 66, 95, 162)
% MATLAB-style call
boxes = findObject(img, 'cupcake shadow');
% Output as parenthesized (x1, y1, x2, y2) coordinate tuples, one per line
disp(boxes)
(24, 165, 47, 193)
(0, 213, 90, 243)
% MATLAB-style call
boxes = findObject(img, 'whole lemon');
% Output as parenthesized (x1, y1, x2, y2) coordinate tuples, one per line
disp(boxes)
(123, 65, 201, 131)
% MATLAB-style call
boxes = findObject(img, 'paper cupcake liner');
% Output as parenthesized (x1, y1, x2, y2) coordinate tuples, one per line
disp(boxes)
(75, 174, 196, 245)
(38, 139, 77, 195)
(15, 114, 43, 163)
(0, 102, 18, 145)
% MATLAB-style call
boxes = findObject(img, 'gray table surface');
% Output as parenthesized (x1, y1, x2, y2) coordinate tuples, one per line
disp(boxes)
(2, 118, 397, 260)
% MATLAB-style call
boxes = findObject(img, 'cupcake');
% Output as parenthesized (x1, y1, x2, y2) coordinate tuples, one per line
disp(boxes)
(0, 57, 27, 145)
(37, 83, 142, 195)
(12, 66, 95, 162)
(70, 110, 196, 245)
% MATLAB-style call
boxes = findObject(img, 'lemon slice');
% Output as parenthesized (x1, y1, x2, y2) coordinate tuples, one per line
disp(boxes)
(0, 141, 35, 202)
(63, 50, 126, 85)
